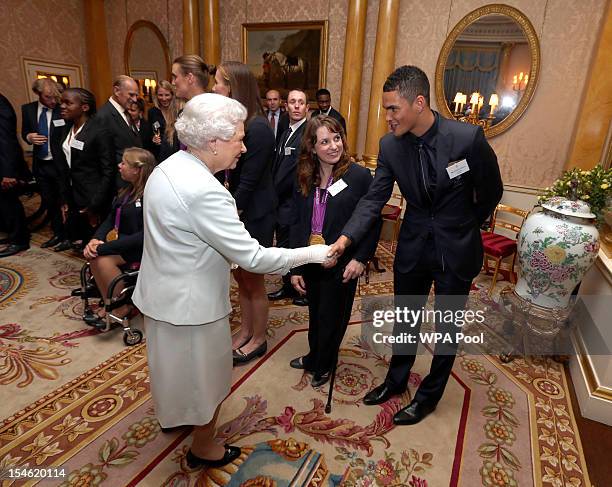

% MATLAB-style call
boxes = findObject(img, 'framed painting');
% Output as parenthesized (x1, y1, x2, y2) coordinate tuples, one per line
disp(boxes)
(22, 57, 84, 101)
(242, 21, 328, 101)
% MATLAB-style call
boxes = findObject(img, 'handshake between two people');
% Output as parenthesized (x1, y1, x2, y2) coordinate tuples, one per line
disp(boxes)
(291, 235, 358, 295)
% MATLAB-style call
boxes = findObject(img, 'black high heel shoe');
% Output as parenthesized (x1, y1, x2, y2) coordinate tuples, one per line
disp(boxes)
(232, 334, 253, 352)
(186, 444, 241, 469)
(233, 341, 267, 365)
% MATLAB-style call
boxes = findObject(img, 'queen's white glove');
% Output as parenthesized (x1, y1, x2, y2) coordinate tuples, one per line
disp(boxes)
(287, 244, 332, 268)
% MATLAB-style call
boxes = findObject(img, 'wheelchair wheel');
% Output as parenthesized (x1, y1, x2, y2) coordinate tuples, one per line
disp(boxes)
(123, 329, 143, 346)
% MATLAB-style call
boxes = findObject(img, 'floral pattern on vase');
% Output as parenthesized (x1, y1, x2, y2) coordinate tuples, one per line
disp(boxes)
(515, 197, 599, 309)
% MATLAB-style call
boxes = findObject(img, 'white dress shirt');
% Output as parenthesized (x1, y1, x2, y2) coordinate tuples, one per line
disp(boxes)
(62, 124, 84, 169)
(108, 97, 131, 127)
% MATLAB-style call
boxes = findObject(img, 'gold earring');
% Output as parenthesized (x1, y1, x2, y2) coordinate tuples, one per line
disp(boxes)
(213, 150, 218, 155)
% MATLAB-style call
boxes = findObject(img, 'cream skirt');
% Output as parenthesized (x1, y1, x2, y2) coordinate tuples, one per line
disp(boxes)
(144, 315, 232, 428)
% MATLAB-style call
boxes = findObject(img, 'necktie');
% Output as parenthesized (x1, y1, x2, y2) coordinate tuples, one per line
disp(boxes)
(38, 107, 49, 157)
(417, 141, 436, 204)
(269, 112, 276, 133)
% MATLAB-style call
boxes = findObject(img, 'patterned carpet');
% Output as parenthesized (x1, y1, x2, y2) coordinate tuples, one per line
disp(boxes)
(0, 238, 593, 486)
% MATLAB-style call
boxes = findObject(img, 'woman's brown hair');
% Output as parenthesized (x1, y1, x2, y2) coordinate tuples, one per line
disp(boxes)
(297, 116, 351, 196)
(216, 61, 264, 122)
(173, 54, 212, 90)
(118, 148, 156, 203)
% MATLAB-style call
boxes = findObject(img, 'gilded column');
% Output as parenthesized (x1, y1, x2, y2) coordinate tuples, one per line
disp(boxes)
(183, 0, 200, 55)
(363, 0, 400, 168)
(339, 0, 368, 155)
(83, 0, 112, 104)
(202, 0, 221, 66)
(567, 4, 612, 170)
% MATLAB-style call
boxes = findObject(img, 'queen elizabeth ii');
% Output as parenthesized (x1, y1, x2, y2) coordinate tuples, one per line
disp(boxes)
(132, 93, 330, 469)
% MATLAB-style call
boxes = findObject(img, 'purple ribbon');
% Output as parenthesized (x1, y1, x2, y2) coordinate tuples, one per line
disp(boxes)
(113, 194, 131, 232)
(310, 175, 333, 234)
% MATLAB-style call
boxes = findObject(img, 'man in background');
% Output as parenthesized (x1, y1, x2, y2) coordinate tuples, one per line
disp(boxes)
(265, 89, 289, 146)
(268, 89, 309, 306)
(1, 93, 31, 257)
(21, 78, 64, 249)
(311, 88, 346, 134)
(96, 75, 141, 190)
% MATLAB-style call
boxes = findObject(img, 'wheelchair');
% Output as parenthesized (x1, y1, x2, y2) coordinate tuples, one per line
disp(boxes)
(72, 262, 143, 346)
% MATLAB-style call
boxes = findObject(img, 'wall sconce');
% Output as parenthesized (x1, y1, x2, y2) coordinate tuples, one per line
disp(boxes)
(452, 90, 499, 129)
(512, 71, 529, 95)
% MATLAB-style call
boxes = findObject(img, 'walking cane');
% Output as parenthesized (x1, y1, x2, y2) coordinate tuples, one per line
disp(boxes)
(325, 279, 354, 414)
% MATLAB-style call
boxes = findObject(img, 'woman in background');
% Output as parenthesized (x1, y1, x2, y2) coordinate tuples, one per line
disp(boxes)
(51, 88, 113, 251)
(148, 81, 180, 161)
(290, 116, 380, 387)
(212, 61, 277, 365)
(126, 98, 153, 149)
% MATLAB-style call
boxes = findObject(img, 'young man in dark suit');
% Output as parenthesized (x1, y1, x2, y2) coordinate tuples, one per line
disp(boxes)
(268, 89, 309, 306)
(21, 78, 65, 248)
(327, 65, 503, 425)
(0, 93, 31, 257)
(95, 76, 141, 190)
(311, 88, 346, 134)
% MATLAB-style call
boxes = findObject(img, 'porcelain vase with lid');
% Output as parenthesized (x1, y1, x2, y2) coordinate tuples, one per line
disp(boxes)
(515, 196, 600, 309)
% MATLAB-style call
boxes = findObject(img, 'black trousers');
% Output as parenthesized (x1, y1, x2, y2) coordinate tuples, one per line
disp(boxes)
(275, 223, 293, 289)
(385, 240, 472, 406)
(33, 157, 65, 238)
(302, 265, 358, 374)
(0, 188, 29, 245)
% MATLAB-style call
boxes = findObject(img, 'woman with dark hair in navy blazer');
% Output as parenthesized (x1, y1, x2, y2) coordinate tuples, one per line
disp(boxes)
(289, 116, 381, 387)
(51, 88, 114, 251)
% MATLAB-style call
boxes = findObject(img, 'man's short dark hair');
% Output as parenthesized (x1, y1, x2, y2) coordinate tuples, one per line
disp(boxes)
(383, 65, 430, 105)
(316, 88, 331, 98)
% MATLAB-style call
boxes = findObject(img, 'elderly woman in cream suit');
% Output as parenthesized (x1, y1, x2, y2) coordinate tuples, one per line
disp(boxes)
(132, 93, 330, 470)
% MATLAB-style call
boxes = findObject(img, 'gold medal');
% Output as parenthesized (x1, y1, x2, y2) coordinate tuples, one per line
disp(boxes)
(106, 228, 119, 241)
(309, 233, 326, 245)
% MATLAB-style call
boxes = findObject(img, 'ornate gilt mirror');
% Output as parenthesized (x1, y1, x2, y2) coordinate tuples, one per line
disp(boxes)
(124, 21, 171, 98)
(435, 5, 540, 138)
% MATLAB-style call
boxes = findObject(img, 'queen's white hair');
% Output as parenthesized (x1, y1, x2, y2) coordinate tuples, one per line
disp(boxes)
(175, 93, 247, 149)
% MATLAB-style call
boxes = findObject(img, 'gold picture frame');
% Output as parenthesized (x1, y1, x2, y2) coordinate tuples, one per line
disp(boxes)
(434, 4, 541, 138)
(22, 57, 84, 102)
(242, 21, 328, 101)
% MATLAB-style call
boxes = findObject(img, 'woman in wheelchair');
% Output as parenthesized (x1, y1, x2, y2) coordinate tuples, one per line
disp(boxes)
(82, 147, 155, 325)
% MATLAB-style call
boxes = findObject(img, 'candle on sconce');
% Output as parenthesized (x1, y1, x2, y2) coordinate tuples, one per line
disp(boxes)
(453, 92, 463, 113)
(144, 78, 151, 96)
(524, 74, 529, 84)
(460, 93, 467, 113)
(489, 93, 499, 115)
(150, 79, 157, 90)
(513, 75, 518, 85)
(519, 72, 524, 81)
(469, 92, 480, 113)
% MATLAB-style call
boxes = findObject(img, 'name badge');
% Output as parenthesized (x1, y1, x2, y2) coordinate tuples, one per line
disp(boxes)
(53, 119, 66, 127)
(70, 139, 84, 151)
(135, 199, 142, 208)
(284, 146, 293, 156)
(328, 178, 348, 197)
(446, 159, 469, 179)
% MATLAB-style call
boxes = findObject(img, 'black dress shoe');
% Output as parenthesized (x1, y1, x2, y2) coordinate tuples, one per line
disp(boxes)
(186, 445, 241, 469)
(363, 383, 403, 405)
(0, 243, 30, 258)
(41, 236, 62, 248)
(292, 296, 308, 306)
(233, 341, 267, 365)
(393, 400, 436, 425)
(311, 372, 330, 388)
(267, 287, 295, 301)
(53, 240, 73, 252)
(289, 356, 310, 370)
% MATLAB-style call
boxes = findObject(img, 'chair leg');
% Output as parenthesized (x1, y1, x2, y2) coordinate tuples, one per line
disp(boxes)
(483, 253, 491, 275)
(510, 252, 518, 283)
(489, 257, 502, 296)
